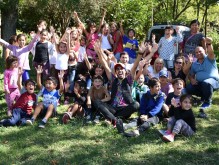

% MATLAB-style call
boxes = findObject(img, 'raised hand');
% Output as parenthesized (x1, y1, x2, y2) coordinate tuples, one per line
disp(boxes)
(18, 67, 24, 75)
(73, 11, 78, 18)
(138, 59, 147, 69)
(206, 37, 212, 45)
(175, 26, 180, 33)
(151, 43, 158, 53)
(138, 42, 147, 54)
(171, 98, 180, 107)
(35, 65, 43, 74)
(58, 70, 65, 79)
(187, 53, 194, 63)
(152, 33, 156, 42)
(66, 27, 72, 34)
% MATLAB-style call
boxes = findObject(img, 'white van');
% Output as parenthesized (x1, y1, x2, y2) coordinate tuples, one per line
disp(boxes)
(147, 24, 190, 55)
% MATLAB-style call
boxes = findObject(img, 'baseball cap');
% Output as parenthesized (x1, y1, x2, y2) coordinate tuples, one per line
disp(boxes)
(114, 63, 125, 71)
(159, 70, 168, 78)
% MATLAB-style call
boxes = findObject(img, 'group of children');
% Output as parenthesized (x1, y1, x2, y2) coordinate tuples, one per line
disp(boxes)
(0, 12, 204, 143)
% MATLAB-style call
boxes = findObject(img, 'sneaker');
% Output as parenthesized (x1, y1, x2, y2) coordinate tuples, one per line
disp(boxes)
(93, 116, 100, 124)
(86, 115, 92, 124)
(158, 130, 171, 136)
(116, 119, 124, 133)
(38, 121, 46, 128)
(198, 111, 208, 118)
(200, 102, 211, 110)
(163, 134, 174, 142)
(62, 113, 71, 124)
(124, 130, 140, 137)
(26, 120, 33, 126)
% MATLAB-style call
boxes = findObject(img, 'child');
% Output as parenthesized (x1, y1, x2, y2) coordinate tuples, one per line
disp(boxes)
(32, 29, 55, 81)
(99, 23, 114, 51)
(116, 78, 165, 137)
(4, 56, 20, 116)
(5, 35, 17, 60)
(62, 80, 87, 124)
(159, 70, 174, 97)
(132, 60, 149, 102)
(29, 66, 64, 128)
(0, 79, 37, 127)
(120, 21, 138, 64)
(86, 75, 111, 123)
(158, 26, 182, 70)
(161, 94, 196, 142)
(0, 26, 41, 83)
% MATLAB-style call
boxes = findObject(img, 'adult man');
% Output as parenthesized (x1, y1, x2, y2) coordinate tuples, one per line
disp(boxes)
(187, 38, 219, 118)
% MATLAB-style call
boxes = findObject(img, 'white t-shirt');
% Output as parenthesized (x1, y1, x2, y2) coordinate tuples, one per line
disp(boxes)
(78, 46, 86, 62)
(55, 53, 69, 70)
(147, 65, 167, 78)
(98, 34, 112, 50)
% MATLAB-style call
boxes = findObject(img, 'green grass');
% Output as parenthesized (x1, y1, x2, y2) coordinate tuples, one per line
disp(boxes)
(0, 57, 219, 165)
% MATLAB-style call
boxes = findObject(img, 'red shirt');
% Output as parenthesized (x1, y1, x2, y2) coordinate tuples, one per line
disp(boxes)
(113, 31, 123, 53)
(13, 92, 37, 115)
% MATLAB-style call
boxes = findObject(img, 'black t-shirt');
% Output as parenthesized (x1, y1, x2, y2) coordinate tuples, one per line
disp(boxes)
(34, 42, 49, 63)
(170, 70, 186, 84)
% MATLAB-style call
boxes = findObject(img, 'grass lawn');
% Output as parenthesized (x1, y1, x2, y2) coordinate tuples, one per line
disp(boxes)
(0, 56, 219, 165)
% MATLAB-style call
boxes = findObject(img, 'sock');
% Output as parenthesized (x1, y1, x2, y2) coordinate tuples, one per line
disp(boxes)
(42, 118, 47, 123)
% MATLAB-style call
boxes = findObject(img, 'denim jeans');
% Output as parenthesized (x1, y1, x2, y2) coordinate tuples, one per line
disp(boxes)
(68, 66, 76, 92)
(186, 78, 219, 104)
(2, 108, 31, 126)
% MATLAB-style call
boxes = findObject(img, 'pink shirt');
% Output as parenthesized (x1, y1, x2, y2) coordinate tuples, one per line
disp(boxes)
(4, 68, 18, 92)
(86, 33, 99, 49)
(0, 34, 39, 70)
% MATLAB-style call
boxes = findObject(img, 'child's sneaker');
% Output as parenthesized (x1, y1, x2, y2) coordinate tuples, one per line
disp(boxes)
(86, 115, 92, 124)
(93, 116, 100, 124)
(26, 120, 33, 126)
(38, 121, 46, 128)
(158, 130, 171, 136)
(62, 113, 71, 124)
(163, 134, 174, 142)
(124, 129, 140, 137)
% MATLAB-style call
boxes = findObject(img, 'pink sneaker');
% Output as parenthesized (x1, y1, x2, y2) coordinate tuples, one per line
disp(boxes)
(163, 134, 174, 142)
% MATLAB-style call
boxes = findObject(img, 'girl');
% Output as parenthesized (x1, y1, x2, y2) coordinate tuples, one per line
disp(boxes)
(110, 22, 123, 61)
(159, 70, 174, 97)
(98, 23, 114, 51)
(120, 21, 138, 64)
(62, 80, 87, 124)
(161, 94, 196, 142)
(0, 26, 41, 83)
(4, 56, 20, 116)
(5, 35, 17, 60)
(86, 75, 111, 123)
(74, 10, 106, 61)
(32, 29, 55, 81)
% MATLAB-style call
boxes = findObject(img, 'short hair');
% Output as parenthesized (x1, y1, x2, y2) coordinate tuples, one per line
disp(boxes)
(148, 77, 160, 88)
(165, 25, 173, 30)
(38, 20, 47, 27)
(127, 28, 135, 36)
(9, 35, 17, 44)
(92, 75, 104, 82)
(190, 19, 200, 26)
(40, 29, 48, 35)
(172, 78, 185, 86)
(24, 79, 36, 87)
(46, 76, 58, 85)
(120, 52, 129, 58)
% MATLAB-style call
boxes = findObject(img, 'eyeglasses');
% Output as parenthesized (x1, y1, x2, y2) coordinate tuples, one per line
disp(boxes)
(175, 61, 183, 64)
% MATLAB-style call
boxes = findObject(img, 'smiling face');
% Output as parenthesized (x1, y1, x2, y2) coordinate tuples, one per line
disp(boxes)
(45, 80, 57, 92)
(95, 67, 104, 76)
(25, 82, 35, 94)
(195, 47, 205, 60)
(93, 78, 103, 89)
(40, 31, 48, 42)
(110, 24, 117, 33)
(190, 23, 199, 33)
(174, 58, 183, 70)
(150, 82, 161, 95)
(10, 61, 18, 69)
(154, 60, 164, 72)
(59, 42, 67, 54)
(137, 74, 145, 85)
(181, 97, 192, 110)
(173, 80, 184, 95)
(128, 30, 135, 38)
(115, 66, 126, 80)
(17, 36, 26, 48)
(120, 53, 129, 64)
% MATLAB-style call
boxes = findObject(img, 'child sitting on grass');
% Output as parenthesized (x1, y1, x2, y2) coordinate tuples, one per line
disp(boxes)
(86, 75, 111, 123)
(27, 66, 64, 128)
(159, 70, 173, 97)
(62, 80, 87, 124)
(160, 94, 196, 142)
(0, 79, 37, 127)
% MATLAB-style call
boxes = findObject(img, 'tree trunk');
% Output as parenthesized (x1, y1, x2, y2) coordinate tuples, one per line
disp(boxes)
(1, 0, 19, 58)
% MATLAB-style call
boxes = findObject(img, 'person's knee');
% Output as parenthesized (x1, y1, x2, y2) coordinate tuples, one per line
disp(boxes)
(131, 101, 140, 111)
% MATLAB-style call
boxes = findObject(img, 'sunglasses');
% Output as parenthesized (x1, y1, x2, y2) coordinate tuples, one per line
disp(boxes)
(175, 61, 183, 64)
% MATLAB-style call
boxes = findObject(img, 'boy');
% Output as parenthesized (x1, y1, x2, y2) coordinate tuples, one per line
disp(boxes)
(28, 65, 64, 128)
(0, 79, 37, 126)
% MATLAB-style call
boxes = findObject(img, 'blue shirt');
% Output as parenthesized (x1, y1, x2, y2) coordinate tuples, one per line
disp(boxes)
(140, 91, 165, 117)
(190, 55, 219, 82)
(38, 87, 61, 108)
(123, 35, 138, 59)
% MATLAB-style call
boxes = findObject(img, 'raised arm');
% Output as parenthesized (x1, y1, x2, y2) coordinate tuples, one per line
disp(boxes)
(17, 67, 23, 91)
(206, 37, 214, 60)
(113, 30, 121, 53)
(83, 53, 92, 70)
(97, 9, 106, 33)
(36, 65, 43, 90)
(119, 21, 125, 36)
(183, 54, 193, 75)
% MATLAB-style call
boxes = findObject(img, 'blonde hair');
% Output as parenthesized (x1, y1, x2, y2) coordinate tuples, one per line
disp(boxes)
(153, 58, 164, 74)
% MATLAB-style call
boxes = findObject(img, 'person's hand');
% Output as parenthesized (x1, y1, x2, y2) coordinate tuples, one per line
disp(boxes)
(140, 115, 148, 122)
(187, 53, 193, 64)
(87, 100, 91, 108)
(151, 43, 158, 53)
(190, 78, 198, 85)
(152, 33, 156, 43)
(35, 65, 43, 74)
(94, 40, 101, 52)
(171, 98, 180, 107)
(18, 67, 24, 76)
(206, 37, 212, 45)
(138, 59, 147, 69)
(73, 11, 78, 18)
(66, 27, 72, 34)
(50, 26, 55, 34)
(102, 8, 107, 16)
(175, 26, 180, 33)
(58, 70, 65, 79)
(5, 90, 10, 94)
(132, 44, 136, 50)
(138, 42, 147, 54)
(74, 86, 79, 95)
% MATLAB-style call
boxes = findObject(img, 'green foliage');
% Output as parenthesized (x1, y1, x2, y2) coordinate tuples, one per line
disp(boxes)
(207, 29, 219, 48)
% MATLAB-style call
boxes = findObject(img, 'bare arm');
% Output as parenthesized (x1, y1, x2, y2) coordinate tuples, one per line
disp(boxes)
(17, 67, 23, 91)
(113, 31, 121, 53)
(36, 65, 43, 90)
(58, 70, 65, 94)
(206, 37, 214, 60)
(119, 21, 124, 36)
(83, 53, 92, 70)
(97, 9, 106, 33)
